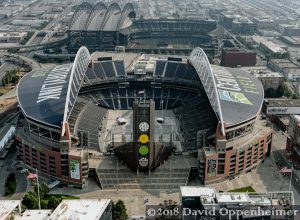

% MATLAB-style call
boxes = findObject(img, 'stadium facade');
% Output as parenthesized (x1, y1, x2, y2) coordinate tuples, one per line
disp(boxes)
(67, 2, 220, 56)
(15, 47, 272, 187)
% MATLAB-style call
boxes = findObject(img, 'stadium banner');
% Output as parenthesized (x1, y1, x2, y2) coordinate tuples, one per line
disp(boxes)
(70, 160, 80, 180)
(267, 107, 300, 115)
(207, 159, 217, 177)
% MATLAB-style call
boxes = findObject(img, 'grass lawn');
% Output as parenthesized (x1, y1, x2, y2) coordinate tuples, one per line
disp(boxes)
(45, 194, 80, 200)
(228, 186, 255, 193)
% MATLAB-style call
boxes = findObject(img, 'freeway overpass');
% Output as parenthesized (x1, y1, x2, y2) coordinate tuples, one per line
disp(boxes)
(0, 52, 41, 70)
(0, 35, 67, 52)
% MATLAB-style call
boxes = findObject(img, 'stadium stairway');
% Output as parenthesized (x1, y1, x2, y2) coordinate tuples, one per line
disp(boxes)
(96, 155, 193, 191)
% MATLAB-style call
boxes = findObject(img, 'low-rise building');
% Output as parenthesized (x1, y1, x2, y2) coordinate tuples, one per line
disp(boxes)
(263, 98, 300, 116)
(15, 210, 52, 220)
(253, 17, 276, 30)
(268, 59, 300, 81)
(231, 17, 256, 35)
(48, 199, 112, 220)
(181, 186, 295, 220)
(0, 199, 112, 220)
(253, 72, 284, 91)
(0, 200, 21, 220)
(287, 115, 300, 165)
(280, 36, 300, 46)
(0, 32, 27, 43)
(11, 19, 48, 27)
(219, 12, 237, 28)
(279, 24, 300, 36)
(221, 48, 256, 67)
(253, 36, 289, 58)
(240, 66, 284, 95)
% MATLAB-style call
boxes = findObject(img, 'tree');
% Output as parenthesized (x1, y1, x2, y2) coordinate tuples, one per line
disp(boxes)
(22, 191, 39, 209)
(47, 196, 62, 209)
(113, 200, 128, 220)
(34, 182, 49, 199)
(292, 94, 299, 99)
(41, 200, 48, 209)
(276, 84, 293, 98)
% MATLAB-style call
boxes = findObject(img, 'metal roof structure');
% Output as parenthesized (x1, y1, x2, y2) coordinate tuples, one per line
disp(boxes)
(69, 2, 136, 31)
(189, 47, 225, 135)
(17, 48, 263, 137)
(17, 47, 91, 134)
(189, 47, 264, 134)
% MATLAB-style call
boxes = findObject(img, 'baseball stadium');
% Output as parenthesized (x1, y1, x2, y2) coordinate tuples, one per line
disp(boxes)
(15, 47, 272, 189)
(67, 2, 220, 56)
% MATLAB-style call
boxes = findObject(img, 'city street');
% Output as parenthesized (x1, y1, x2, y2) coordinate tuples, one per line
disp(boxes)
(0, 147, 28, 200)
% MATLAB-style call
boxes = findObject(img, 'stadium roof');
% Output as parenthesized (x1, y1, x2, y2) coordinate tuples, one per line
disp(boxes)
(17, 47, 91, 134)
(212, 66, 264, 127)
(17, 65, 73, 128)
(17, 47, 263, 137)
(69, 2, 136, 31)
(189, 48, 264, 134)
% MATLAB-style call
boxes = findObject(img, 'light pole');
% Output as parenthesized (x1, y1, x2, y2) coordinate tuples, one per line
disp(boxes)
(161, 100, 164, 119)
(36, 168, 41, 210)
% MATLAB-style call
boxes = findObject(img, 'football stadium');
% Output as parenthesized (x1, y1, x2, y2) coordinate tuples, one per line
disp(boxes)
(67, 2, 220, 56)
(15, 47, 272, 189)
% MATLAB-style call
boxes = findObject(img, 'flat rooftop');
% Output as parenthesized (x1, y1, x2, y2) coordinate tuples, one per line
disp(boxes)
(216, 193, 251, 204)
(0, 200, 20, 220)
(270, 59, 298, 69)
(253, 36, 286, 54)
(254, 72, 283, 78)
(15, 210, 52, 220)
(181, 186, 216, 198)
(48, 199, 111, 220)
(181, 187, 294, 206)
(265, 98, 300, 107)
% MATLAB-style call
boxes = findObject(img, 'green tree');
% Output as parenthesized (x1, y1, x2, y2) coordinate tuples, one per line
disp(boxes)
(47, 196, 62, 209)
(276, 84, 293, 98)
(22, 191, 39, 209)
(113, 200, 128, 220)
(41, 200, 48, 209)
(292, 94, 299, 99)
(34, 182, 49, 199)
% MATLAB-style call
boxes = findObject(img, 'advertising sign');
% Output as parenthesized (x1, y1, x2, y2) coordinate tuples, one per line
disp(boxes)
(70, 160, 80, 180)
(267, 107, 300, 115)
